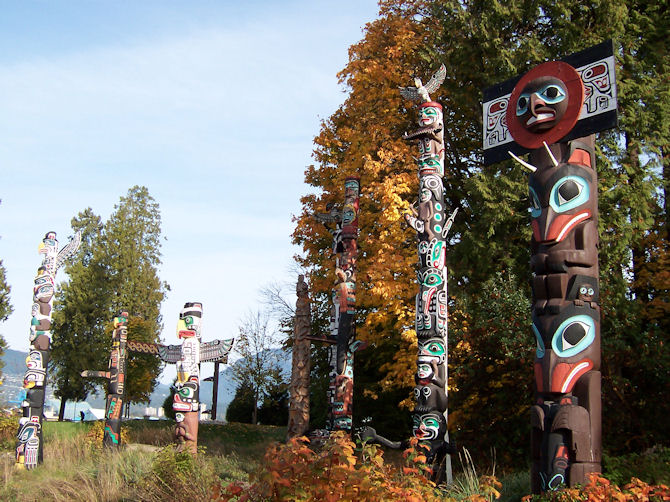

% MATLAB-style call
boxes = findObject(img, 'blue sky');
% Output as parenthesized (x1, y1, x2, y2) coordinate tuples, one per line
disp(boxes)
(0, 1, 380, 381)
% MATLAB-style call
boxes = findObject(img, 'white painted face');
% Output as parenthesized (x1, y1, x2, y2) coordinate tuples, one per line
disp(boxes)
(418, 105, 442, 127)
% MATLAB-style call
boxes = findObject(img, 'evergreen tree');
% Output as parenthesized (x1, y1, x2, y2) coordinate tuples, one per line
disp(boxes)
(51, 208, 108, 419)
(225, 378, 255, 424)
(51, 186, 168, 418)
(0, 260, 10, 324)
(0, 261, 10, 380)
(162, 379, 177, 421)
(0, 200, 12, 379)
(258, 375, 289, 426)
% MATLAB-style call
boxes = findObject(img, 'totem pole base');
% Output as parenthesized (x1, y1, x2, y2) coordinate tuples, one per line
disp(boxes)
(176, 412, 199, 455)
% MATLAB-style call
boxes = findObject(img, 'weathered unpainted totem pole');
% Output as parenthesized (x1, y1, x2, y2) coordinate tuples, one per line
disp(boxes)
(174, 302, 203, 454)
(16, 231, 81, 469)
(400, 64, 456, 483)
(482, 42, 617, 491)
(82, 312, 129, 447)
(287, 274, 311, 439)
(314, 176, 363, 434)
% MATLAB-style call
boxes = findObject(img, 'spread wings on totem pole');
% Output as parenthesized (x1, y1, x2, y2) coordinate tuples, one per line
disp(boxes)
(482, 40, 617, 492)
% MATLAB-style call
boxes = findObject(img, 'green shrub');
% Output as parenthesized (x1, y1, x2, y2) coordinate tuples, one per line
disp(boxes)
(604, 445, 670, 486)
(136, 445, 218, 502)
(0, 411, 18, 450)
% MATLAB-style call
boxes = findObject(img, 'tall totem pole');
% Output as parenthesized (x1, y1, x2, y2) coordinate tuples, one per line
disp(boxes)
(16, 231, 81, 468)
(482, 42, 617, 491)
(82, 312, 129, 447)
(400, 64, 456, 483)
(287, 274, 311, 440)
(314, 177, 363, 433)
(174, 302, 203, 454)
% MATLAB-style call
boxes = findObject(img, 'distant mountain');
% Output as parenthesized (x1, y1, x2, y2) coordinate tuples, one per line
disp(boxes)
(0, 345, 292, 421)
(1, 348, 29, 375)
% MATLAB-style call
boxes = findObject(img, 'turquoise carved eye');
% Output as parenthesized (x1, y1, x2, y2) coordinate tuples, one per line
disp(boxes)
(549, 176, 589, 213)
(551, 315, 595, 357)
(421, 270, 443, 287)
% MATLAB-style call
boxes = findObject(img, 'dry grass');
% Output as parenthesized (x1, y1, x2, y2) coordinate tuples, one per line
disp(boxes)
(0, 420, 278, 501)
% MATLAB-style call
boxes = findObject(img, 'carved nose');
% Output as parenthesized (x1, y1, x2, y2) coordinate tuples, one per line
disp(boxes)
(530, 93, 546, 115)
(531, 207, 557, 242)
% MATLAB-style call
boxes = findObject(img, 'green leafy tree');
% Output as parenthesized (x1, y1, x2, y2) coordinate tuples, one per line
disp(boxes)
(52, 186, 168, 419)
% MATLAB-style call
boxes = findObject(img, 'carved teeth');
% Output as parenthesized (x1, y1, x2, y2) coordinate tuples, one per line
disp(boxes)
(543, 142, 559, 167)
(508, 151, 537, 172)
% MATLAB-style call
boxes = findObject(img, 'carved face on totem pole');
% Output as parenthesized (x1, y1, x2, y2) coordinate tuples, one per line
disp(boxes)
(414, 384, 447, 414)
(506, 61, 584, 150)
(418, 338, 446, 366)
(416, 267, 448, 335)
(173, 377, 199, 412)
(24, 351, 46, 388)
(412, 411, 446, 441)
(179, 302, 203, 339)
(533, 304, 600, 394)
(527, 144, 596, 247)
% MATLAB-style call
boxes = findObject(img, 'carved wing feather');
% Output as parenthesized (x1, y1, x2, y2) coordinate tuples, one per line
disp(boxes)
(55, 231, 82, 272)
(399, 86, 421, 101)
(424, 64, 446, 94)
(200, 338, 235, 363)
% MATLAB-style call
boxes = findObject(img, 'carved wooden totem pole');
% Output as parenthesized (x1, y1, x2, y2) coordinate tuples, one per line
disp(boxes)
(82, 306, 233, 448)
(400, 64, 456, 483)
(482, 42, 617, 491)
(287, 274, 311, 440)
(16, 231, 81, 469)
(82, 312, 129, 447)
(174, 302, 203, 454)
(314, 176, 363, 434)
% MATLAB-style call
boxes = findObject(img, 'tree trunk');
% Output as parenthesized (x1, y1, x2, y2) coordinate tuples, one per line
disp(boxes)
(252, 391, 258, 425)
(58, 398, 67, 422)
(663, 148, 669, 241)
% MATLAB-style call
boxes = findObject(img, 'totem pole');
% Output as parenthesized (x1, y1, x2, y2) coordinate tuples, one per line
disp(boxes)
(174, 302, 203, 454)
(314, 177, 364, 434)
(82, 308, 233, 449)
(482, 41, 617, 491)
(400, 63, 456, 483)
(82, 312, 129, 447)
(16, 231, 81, 469)
(287, 274, 311, 439)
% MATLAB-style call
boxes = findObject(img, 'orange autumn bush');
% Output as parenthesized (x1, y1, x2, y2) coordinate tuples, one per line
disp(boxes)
(211, 431, 499, 502)
(522, 473, 670, 502)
